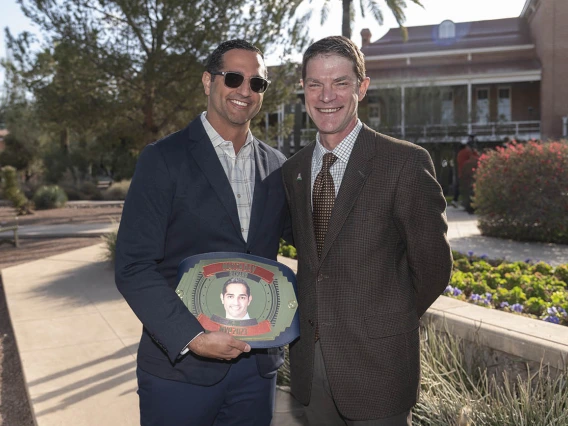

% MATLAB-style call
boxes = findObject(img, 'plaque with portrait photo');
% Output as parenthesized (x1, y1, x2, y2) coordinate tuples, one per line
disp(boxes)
(175, 252, 299, 348)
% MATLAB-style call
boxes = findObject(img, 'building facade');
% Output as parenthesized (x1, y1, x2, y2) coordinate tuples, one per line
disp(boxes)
(279, 0, 568, 193)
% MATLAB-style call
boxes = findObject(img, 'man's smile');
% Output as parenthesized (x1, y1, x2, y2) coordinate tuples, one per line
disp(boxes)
(229, 99, 250, 108)
(316, 107, 343, 113)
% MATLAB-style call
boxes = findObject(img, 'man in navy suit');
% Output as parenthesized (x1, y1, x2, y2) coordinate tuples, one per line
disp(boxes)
(115, 39, 291, 426)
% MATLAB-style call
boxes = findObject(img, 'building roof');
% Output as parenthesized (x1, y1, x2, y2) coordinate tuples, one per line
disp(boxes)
(362, 17, 533, 58)
(367, 59, 541, 85)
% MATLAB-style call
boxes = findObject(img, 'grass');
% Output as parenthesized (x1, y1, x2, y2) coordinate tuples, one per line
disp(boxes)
(101, 227, 117, 263)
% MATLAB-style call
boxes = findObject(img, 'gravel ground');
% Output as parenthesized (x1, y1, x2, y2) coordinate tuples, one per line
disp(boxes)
(0, 205, 122, 426)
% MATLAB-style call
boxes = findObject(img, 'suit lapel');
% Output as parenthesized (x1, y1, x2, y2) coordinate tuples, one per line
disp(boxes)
(187, 120, 244, 242)
(319, 127, 376, 263)
(246, 140, 268, 247)
(294, 143, 320, 267)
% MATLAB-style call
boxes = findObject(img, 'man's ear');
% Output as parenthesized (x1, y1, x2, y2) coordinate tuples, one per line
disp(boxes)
(220, 293, 224, 303)
(300, 79, 304, 89)
(203, 71, 212, 96)
(247, 295, 253, 306)
(358, 77, 371, 101)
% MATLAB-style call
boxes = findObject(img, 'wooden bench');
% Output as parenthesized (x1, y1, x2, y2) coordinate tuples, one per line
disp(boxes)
(0, 225, 19, 248)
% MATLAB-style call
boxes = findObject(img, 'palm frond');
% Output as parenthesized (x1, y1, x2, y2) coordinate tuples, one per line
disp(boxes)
(365, 0, 384, 26)
(320, 0, 331, 25)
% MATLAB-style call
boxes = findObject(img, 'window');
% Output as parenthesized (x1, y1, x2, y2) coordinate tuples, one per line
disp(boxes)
(498, 87, 511, 122)
(439, 20, 456, 39)
(441, 90, 454, 125)
(476, 88, 489, 124)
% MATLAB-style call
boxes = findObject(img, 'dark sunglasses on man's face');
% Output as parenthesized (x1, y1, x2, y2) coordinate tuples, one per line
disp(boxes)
(209, 71, 270, 94)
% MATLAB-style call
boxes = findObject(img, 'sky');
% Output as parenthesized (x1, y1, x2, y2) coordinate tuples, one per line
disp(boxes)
(0, 0, 528, 85)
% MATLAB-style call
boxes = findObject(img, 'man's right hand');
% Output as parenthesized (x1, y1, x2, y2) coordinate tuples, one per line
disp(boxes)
(188, 332, 251, 361)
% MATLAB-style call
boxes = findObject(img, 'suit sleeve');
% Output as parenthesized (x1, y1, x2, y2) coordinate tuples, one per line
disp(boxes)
(393, 148, 453, 318)
(115, 144, 203, 362)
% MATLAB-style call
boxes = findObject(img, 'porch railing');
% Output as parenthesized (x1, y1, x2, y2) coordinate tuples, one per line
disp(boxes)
(369, 120, 541, 143)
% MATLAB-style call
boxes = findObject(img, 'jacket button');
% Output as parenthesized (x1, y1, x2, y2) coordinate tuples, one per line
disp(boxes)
(317, 274, 323, 282)
(308, 319, 314, 326)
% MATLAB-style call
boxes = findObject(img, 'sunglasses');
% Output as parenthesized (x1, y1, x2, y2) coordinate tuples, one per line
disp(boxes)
(209, 71, 271, 94)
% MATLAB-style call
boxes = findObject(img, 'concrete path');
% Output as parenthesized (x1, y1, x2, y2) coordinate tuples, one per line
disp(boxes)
(446, 207, 568, 266)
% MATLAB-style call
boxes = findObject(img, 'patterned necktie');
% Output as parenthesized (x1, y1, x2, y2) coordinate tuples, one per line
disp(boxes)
(313, 153, 338, 258)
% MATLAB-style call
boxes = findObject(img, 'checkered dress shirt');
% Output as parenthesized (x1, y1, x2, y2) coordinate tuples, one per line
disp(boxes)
(311, 119, 363, 199)
(201, 112, 255, 241)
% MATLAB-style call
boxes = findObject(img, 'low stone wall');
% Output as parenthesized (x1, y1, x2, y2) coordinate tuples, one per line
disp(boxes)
(424, 296, 568, 381)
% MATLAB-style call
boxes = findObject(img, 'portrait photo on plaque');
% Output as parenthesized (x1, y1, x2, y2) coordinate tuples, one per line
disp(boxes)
(176, 252, 299, 348)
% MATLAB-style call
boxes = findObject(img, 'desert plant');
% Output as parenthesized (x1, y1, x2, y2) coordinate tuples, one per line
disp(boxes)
(1, 165, 33, 214)
(63, 181, 103, 201)
(102, 180, 131, 201)
(413, 324, 568, 425)
(32, 185, 68, 209)
(474, 140, 568, 244)
(101, 227, 118, 263)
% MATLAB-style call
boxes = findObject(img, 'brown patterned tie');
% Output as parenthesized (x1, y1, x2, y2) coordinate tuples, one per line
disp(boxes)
(313, 153, 338, 258)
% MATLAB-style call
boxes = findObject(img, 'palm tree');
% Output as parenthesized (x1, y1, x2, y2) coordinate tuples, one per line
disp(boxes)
(317, 0, 423, 40)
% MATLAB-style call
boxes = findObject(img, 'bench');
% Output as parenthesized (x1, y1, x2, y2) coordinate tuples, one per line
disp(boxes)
(0, 225, 19, 248)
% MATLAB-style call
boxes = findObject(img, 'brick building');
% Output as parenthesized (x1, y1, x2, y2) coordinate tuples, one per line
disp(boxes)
(279, 0, 568, 192)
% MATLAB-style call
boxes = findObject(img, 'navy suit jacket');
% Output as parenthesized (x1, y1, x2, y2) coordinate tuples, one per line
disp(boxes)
(115, 116, 290, 385)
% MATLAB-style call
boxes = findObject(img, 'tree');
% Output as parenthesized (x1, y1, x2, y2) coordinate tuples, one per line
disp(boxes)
(317, 0, 422, 39)
(5, 0, 310, 163)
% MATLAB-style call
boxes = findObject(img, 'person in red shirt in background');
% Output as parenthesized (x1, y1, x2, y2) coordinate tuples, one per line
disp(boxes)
(456, 134, 479, 213)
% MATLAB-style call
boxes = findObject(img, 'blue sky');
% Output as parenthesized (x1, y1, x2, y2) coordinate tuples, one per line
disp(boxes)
(1, 0, 528, 85)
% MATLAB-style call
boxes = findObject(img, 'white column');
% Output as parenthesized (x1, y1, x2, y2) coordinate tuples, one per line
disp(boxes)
(467, 82, 472, 135)
(277, 104, 284, 149)
(401, 86, 406, 139)
(563, 116, 568, 138)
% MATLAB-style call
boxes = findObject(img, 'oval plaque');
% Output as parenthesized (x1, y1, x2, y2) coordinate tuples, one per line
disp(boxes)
(176, 252, 299, 348)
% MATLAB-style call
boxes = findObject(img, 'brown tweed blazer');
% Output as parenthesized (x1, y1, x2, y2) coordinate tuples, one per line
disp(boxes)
(282, 125, 453, 420)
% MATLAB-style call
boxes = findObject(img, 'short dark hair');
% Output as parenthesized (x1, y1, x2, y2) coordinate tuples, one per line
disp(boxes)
(205, 39, 265, 78)
(302, 36, 366, 83)
(222, 277, 251, 297)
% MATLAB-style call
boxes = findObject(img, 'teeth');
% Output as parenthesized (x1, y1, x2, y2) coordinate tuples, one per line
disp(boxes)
(231, 100, 247, 107)
(319, 108, 340, 113)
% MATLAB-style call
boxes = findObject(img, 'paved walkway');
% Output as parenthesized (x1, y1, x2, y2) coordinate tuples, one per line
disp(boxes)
(446, 207, 568, 265)
(4, 205, 568, 264)
(1, 205, 568, 425)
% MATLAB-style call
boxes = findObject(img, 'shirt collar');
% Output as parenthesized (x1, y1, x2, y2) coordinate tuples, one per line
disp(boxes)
(314, 119, 362, 166)
(201, 111, 253, 149)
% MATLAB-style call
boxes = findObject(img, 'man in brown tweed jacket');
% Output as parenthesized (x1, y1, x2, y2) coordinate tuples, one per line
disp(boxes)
(282, 36, 453, 426)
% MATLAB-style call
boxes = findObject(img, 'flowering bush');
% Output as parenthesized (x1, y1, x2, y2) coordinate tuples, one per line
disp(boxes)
(447, 251, 568, 326)
(473, 140, 568, 244)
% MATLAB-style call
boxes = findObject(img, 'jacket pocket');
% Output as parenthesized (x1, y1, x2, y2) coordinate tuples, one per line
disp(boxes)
(364, 310, 419, 339)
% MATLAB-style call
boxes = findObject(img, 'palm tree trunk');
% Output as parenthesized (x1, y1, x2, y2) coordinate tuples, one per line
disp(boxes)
(342, 0, 351, 38)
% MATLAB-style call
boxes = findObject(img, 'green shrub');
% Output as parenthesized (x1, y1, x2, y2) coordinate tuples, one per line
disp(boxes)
(278, 239, 297, 259)
(525, 297, 547, 316)
(1, 165, 31, 214)
(102, 180, 131, 200)
(63, 181, 103, 201)
(474, 140, 568, 244)
(33, 185, 68, 209)
(450, 251, 568, 326)
(554, 265, 568, 284)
